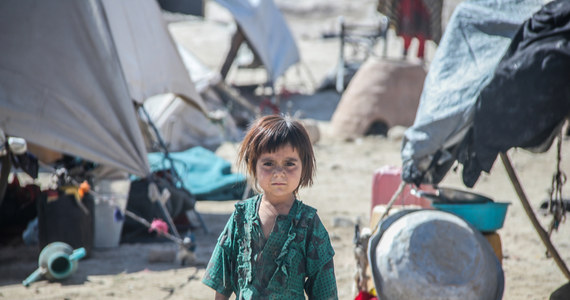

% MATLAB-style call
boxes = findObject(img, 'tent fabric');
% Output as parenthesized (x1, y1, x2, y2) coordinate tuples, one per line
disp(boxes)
(176, 43, 222, 94)
(400, 0, 543, 186)
(142, 94, 225, 152)
(102, 0, 206, 111)
(213, 0, 300, 83)
(459, 0, 570, 187)
(142, 43, 240, 153)
(147, 147, 247, 201)
(0, 0, 214, 177)
(0, 0, 149, 176)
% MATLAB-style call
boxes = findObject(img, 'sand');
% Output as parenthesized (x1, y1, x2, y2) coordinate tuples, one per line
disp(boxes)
(1, 0, 569, 299)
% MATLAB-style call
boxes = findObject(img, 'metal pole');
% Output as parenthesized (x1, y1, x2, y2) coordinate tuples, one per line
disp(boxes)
(500, 152, 570, 280)
(336, 16, 345, 94)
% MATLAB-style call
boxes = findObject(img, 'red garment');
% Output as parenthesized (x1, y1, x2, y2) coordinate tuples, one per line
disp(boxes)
(355, 291, 378, 300)
(402, 33, 427, 58)
(398, 0, 430, 58)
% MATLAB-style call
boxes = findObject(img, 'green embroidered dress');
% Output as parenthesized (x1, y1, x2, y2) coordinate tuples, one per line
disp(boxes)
(202, 195, 338, 299)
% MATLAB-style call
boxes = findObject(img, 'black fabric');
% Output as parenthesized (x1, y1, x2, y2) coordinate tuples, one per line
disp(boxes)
(12, 152, 39, 179)
(157, 0, 204, 16)
(0, 179, 39, 245)
(121, 175, 195, 243)
(459, 0, 570, 187)
(37, 192, 94, 257)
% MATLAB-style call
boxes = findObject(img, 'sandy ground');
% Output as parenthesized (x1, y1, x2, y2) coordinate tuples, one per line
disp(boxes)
(1, 0, 569, 299)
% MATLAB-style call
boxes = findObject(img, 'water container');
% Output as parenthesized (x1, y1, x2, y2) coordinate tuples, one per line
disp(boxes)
(22, 242, 86, 286)
(93, 179, 131, 248)
(371, 165, 434, 212)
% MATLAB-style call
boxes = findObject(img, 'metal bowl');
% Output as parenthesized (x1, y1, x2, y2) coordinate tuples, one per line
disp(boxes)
(415, 187, 494, 204)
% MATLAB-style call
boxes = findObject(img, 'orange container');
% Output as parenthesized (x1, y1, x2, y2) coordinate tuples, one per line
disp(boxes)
(371, 165, 434, 213)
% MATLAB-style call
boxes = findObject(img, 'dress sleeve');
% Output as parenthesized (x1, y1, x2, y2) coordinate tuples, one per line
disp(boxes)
(304, 214, 338, 299)
(201, 212, 236, 297)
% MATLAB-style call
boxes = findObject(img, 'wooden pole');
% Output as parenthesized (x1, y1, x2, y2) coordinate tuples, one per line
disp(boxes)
(500, 152, 570, 280)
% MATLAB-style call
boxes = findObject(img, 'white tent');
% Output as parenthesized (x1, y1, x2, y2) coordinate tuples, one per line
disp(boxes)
(0, 0, 217, 177)
(141, 42, 243, 153)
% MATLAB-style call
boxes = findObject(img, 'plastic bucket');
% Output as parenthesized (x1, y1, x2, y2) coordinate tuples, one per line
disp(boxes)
(93, 179, 130, 248)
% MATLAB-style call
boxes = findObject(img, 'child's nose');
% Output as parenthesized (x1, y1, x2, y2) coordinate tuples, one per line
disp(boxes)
(273, 166, 285, 175)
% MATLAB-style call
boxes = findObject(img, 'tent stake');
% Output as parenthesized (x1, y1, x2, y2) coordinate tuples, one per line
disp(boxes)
(500, 152, 570, 280)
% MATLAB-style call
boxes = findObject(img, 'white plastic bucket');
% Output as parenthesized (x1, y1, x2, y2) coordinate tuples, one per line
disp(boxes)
(93, 179, 130, 248)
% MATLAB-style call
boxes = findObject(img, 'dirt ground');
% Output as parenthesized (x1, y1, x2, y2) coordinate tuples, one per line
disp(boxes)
(1, 0, 569, 299)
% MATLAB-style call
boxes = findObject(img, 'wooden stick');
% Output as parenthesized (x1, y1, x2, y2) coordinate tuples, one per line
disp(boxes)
(500, 152, 570, 280)
(124, 210, 184, 246)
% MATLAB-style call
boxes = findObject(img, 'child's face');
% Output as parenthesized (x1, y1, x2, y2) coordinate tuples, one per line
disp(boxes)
(256, 144, 302, 202)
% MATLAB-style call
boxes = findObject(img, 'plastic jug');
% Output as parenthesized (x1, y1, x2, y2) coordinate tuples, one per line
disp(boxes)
(22, 241, 86, 286)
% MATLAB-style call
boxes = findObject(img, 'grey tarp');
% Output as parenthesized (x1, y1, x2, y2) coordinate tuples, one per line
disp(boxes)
(0, 0, 210, 176)
(400, 0, 543, 185)
(213, 0, 300, 83)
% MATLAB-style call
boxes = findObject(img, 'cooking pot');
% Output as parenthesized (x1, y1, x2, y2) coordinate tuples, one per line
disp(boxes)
(368, 209, 504, 300)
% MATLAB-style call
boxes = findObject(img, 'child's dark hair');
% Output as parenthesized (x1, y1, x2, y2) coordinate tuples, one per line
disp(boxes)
(237, 115, 316, 194)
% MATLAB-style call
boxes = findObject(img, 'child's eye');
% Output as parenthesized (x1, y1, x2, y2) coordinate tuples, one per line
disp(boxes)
(263, 162, 273, 166)
(286, 162, 296, 167)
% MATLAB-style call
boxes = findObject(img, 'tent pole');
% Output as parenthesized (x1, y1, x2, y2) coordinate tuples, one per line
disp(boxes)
(500, 152, 570, 280)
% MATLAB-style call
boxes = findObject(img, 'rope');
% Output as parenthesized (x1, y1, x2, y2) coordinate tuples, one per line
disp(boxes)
(547, 133, 567, 237)
(137, 104, 182, 185)
(378, 181, 406, 223)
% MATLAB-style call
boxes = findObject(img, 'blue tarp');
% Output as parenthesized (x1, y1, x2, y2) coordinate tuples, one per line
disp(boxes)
(148, 147, 247, 201)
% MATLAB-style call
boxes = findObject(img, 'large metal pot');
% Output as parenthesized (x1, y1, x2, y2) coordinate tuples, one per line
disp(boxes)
(368, 209, 504, 300)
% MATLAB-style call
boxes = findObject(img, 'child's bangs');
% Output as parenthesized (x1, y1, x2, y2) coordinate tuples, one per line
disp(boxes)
(256, 128, 303, 155)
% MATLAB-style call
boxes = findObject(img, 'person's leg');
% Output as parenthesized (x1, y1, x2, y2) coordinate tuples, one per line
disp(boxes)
(402, 34, 412, 58)
(416, 33, 426, 59)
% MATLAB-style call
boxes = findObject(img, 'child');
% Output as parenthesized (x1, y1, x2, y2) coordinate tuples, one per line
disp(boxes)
(202, 115, 338, 299)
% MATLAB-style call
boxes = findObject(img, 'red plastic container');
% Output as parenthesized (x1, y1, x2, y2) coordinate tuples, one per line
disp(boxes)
(371, 165, 434, 213)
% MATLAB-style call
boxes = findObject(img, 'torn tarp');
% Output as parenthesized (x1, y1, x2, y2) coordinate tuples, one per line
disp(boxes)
(400, 0, 543, 186)
(459, 0, 570, 187)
